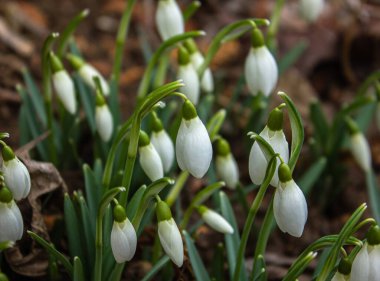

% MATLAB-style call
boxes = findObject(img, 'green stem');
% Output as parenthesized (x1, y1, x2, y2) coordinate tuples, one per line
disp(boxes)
(112, 0, 137, 83)
(42, 32, 59, 165)
(136, 31, 205, 102)
(183, 1, 201, 21)
(152, 55, 170, 89)
(198, 18, 269, 78)
(266, 0, 285, 52)
(166, 171, 189, 207)
(232, 156, 276, 281)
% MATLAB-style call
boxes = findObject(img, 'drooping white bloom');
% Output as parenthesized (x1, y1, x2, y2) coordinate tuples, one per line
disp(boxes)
(158, 218, 183, 267)
(190, 52, 214, 93)
(200, 207, 233, 234)
(245, 46, 278, 97)
(151, 130, 174, 173)
(216, 154, 239, 189)
(249, 126, 289, 187)
(52, 70, 77, 114)
(299, 0, 324, 22)
(273, 179, 308, 237)
(331, 272, 348, 281)
(139, 143, 164, 181)
(0, 201, 24, 242)
(350, 132, 371, 172)
(351, 244, 370, 281)
(368, 245, 380, 281)
(155, 0, 184, 41)
(79, 64, 110, 96)
(2, 157, 31, 201)
(176, 116, 212, 178)
(111, 218, 137, 263)
(177, 63, 200, 105)
(95, 104, 113, 142)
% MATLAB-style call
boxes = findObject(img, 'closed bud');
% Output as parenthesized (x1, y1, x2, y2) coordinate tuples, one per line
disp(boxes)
(111, 217, 137, 263)
(177, 48, 200, 105)
(0, 199, 24, 243)
(139, 131, 164, 181)
(351, 243, 369, 281)
(155, 0, 184, 41)
(347, 118, 371, 172)
(95, 102, 113, 142)
(151, 128, 175, 173)
(79, 63, 109, 96)
(198, 206, 233, 234)
(215, 139, 239, 189)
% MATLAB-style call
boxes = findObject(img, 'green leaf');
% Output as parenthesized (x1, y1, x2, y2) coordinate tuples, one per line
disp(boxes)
(183, 1, 201, 21)
(78, 196, 95, 269)
(298, 157, 327, 195)
(64, 194, 84, 260)
(141, 256, 171, 281)
(28, 231, 73, 277)
(278, 41, 307, 75)
(183, 230, 211, 281)
(309, 101, 330, 150)
(211, 243, 225, 281)
(126, 185, 147, 219)
(73, 257, 85, 281)
(83, 164, 102, 219)
(74, 75, 96, 133)
(365, 169, 380, 222)
(207, 109, 226, 142)
(198, 93, 215, 122)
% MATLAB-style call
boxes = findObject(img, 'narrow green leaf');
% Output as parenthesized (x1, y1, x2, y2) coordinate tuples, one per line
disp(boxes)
(207, 109, 226, 142)
(74, 75, 96, 132)
(198, 93, 215, 122)
(310, 101, 330, 149)
(298, 157, 327, 195)
(211, 243, 225, 281)
(183, 230, 211, 281)
(83, 164, 102, 219)
(183, 1, 201, 21)
(141, 256, 170, 281)
(78, 196, 95, 269)
(126, 185, 147, 219)
(73, 257, 85, 281)
(278, 41, 307, 75)
(365, 169, 380, 222)
(64, 194, 84, 260)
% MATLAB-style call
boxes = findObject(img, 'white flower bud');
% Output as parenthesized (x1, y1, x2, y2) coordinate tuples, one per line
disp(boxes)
(249, 126, 289, 187)
(200, 207, 233, 234)
(176, 116, 212, 178)
(155, 0, 184, 41)
(299, 0, 324, 22)
(2, 158, 31, 201)
(0, 201, 24, 242)
(350, 132, 371, 172)
(158, 218, 183, 267)
(369, 245, 380, 281)
(351, 244, 369, 281)
(151, 130, 174, 173)
(244, 46, 278, 97)
(78, 64, 110, 96)
(190, 52, 214, 93)
(111, 218, 137, 263)
(331, 272, 348, 281)
(95, 104, 113, 142)
(216, 154, 239, 189)
(177, 63, 200, 105)
(273, 179, 307, 237)
(139, 143, 164, 181)
(52, 70, 77, 114)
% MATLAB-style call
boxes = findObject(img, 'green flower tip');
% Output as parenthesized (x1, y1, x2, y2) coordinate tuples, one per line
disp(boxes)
(113, 204, 127, 223)
(95, 91, 106, 106)
(178, 46, 190, 65)
(184, 39, 198, 55)
(366, 225, 380, 246)
(345, 117, 360, 136)
(197, 205, 208, 215)
(182, 100, 198, 120)
(338, 257, 351, 275)
(152, 115, 164, 132)
(0, 187, 13, 203)
(0, 273, 9, 281)
(49, 52, 64, 73)
(156, 200, 172, 222)
(251, 28, 265, 48)
(139, 130, 150, 147)
(66, 53, 84, 70)
(215, 138, 231, 157)
(267, 107, 283, 131)
(278, 163, 292, 183)
(1, 145, 15, 162)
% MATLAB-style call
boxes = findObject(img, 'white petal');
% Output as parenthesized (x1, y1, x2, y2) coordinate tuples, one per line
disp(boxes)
(176, 117, 212, 178)
(190, 52, 214, 92)
(158, 218, 183, 267)
(331, 272, 347, 281)
(151, 130, 175, 173)
(79, 64, 109, 96)
(216, 154, 239, 189)
(299, 0, 324, 22)
(202, 209, 233, 234)
(351, 244, 369, 281)
(95, 105, 113, 142)
(0, 201, 24, 242)
(244, 47, 278, 97)
(111, 219, 137, 263)
(3, 158, 31, 201)
(139, 144, 164, 181)
(350, 133, 371, 172)
(52, 70, 77, 114)
(177, 64, 200, 105)
(273, 180, 307, 237)
(155, 0, 184, 41)
(249, 127, 289, 187)
(369, 245, 380, 281)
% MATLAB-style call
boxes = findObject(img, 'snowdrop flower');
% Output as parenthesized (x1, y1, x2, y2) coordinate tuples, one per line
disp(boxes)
(95, 93, 113, 142)
(0, 187, 24, 243)
(366, 225, 380, 281)
(177, 47, 200, 105)
(331, 258, 351, 281)
(150, 114, 174, 173)
(249, 106, 289, 187)
(299, 0, 324, 22)
(273, 163, 307, 237)
(155, 0, 184, 41)
(245, 28, 278, 97)
(67, 54, 109, 96)
(184, 40, 214, 93)
(110, 204, 137, 263)
(176, 100, 212, 178)
(347, 118, 371, 172)
(156, 200, 183, 267)
(50, 52, 76, 114)
(198, 205, 233, 234)
(1, 145, 30, 201)
(215, 138, 239, 189)
(139, 131, 164, 181)
(351, 243, 370, 281)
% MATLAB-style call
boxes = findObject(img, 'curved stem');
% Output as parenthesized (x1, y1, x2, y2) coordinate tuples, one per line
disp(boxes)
(166, 171, 189, 207)
(352, 218, 376, 234)
(266, 0, 285, 52)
